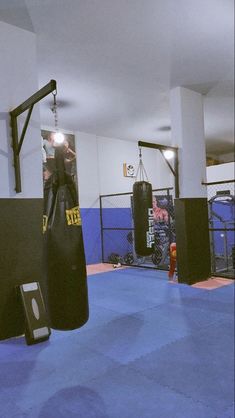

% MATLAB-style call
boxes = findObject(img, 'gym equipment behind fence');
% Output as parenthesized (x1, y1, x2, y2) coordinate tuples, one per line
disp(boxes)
(99, 187, 175, 271)
(203, 179, 235, 279)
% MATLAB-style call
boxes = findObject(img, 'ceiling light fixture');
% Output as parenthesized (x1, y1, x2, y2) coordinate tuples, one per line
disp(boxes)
(54, 132, 65, 144)
(163, 149, 174, 160)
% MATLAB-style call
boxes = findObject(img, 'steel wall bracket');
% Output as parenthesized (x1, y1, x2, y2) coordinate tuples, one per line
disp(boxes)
(10, 79, 57, 193)
(138, 140, 179, 198)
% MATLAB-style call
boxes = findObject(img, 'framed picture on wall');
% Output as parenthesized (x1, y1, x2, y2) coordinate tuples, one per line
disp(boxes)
(123, 163, 135, 177)
(41, 130, 77, 188)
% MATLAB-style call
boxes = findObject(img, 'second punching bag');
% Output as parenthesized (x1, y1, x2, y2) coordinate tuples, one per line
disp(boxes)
(133, 181, 155, 256)
(43, 146, 89, 330)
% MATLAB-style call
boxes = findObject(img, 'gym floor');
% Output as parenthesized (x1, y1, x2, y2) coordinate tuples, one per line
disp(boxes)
(0, 266, 234, 418)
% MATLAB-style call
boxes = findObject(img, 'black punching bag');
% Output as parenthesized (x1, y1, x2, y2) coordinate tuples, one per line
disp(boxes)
(133, 181, 155, 256)
(43, 146, 89, 330)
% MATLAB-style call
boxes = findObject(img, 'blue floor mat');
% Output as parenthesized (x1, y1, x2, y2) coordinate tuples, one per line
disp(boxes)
(132, 302, 231, 332)
(78, 303, 126, 332)
(72, 314, 189, 364)
(169, 295, 234, 315)
(0, 268, 234, 418)
(14, 367, 220, 418)
(130, 320, 234, 414)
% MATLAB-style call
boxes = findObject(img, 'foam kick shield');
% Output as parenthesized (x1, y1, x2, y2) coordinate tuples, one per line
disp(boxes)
(43, 146, 89, 330)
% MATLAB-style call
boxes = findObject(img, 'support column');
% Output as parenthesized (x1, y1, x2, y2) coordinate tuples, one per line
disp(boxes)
(170, 87, 207, 198)
(170, 87, 211, 284)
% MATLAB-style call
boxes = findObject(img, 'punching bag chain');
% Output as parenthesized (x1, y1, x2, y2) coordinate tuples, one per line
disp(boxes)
(135, 147, 149, 182)
(51, 90, 58, 131)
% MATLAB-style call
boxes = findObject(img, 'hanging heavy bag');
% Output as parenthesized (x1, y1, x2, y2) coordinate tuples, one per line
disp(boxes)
(132, 147, 155, 256)
(133, 181, 155, 256)
(43, 146, 89, 330)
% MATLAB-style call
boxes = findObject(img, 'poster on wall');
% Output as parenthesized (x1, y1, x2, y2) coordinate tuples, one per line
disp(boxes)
(130, 194, 174, 224)
(130, 193, 175, 266)
(151, 194, 175, 266)
(152, 195, 173, 224)
(41, 130, 77, 188)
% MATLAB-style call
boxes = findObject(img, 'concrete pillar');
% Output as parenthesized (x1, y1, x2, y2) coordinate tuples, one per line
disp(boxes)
(170, 87, 211, 284)
(170, 86, 207, 198)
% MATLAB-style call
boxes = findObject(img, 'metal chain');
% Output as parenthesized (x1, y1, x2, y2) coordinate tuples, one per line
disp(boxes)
(51, 90, 58, 131)
(135, 146, 149, 182)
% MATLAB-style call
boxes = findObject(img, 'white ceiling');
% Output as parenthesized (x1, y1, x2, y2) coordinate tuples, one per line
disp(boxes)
(1, 0, 234, 156)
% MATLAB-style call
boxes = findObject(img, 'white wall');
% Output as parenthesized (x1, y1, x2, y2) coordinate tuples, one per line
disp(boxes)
(75, 132, 174, 207)
(0, 22, 42, 198)
(97, 135, 173, 195)
(75, 131, 100, 208)
(206, 162, 235, 183)
(206, 162, 235, 198)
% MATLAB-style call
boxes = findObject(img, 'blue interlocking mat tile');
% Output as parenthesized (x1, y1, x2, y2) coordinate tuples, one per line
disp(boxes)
(0, 268, 234, 418)
(130, 320, 234, 413)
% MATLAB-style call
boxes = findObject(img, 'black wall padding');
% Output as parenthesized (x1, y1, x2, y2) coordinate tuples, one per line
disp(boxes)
(43, 149, 89, 330)
(0, 199, 44, 340)
(132, 181, 155, 256)
(174, 198, 211, 285)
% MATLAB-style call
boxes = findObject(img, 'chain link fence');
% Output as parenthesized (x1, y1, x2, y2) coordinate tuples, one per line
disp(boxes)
(100, 188, 175, 270)
(100, 180, 234, 278)
(205, 180, 235, 278)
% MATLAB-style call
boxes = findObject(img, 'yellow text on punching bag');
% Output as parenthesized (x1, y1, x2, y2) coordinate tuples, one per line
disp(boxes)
(43, 215, 48, 234)
(66, 206, 82, 226)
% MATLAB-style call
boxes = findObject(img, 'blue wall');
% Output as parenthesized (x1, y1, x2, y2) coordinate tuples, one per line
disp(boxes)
(102, 208, 132, 229)
(80, 208, 102, 264)
(102, 208, 133, 261)
(80, 207, 133, 265)
(82, 200, 235, 265)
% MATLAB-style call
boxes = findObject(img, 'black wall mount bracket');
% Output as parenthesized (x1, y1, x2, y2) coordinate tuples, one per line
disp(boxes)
(138, 140, 179, 198)
(10, 79, 57, 193)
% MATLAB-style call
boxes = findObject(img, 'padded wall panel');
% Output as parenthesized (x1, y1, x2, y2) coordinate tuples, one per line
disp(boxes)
(174, 198, 211, 284)
(0, 199, 44, 340)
